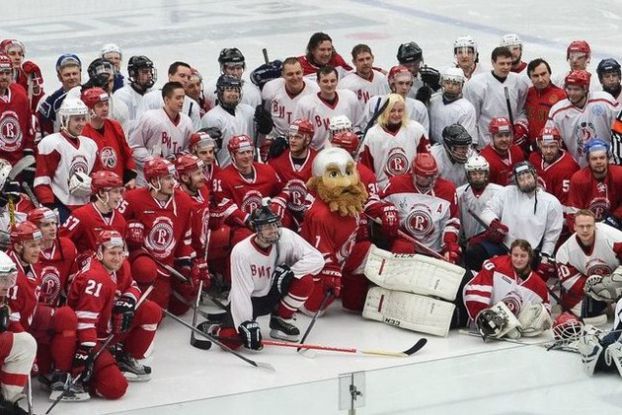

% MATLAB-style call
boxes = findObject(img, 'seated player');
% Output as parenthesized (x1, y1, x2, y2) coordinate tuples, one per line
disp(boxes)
(479, 117, 525, 185)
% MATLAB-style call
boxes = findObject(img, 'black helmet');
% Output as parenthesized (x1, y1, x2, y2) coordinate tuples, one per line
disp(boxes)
(249, 205, 280, 230)
(218, 48, 245, 70)
(127, 55, 157, 88)
(397, 42, 423, 64)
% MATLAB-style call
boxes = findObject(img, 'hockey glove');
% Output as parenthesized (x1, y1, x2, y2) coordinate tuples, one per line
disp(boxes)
(272, 264, 295, 296)
(536, 254, 557, 281)
(613, 242, 622, 261)
(268, 135, 288, 160)
(380, 203, 400, 239)
(191, 258, 212, 290)
(486, 219, 509, 243)
(414, 85, 433, 105)
(68, 172, 92, 198)
(419, 65, 441, 91)
(22, 61, 43, 85)
(72, 345, 94, 379)
(322, 266, 342, 297)
(238, 320, 263, 351)
(254, 105, 274, 135)
(125, 220, 145, 249)
(442, 242, 461, 264)
(112, 295, 136, 334)
(603, 213, 622, 231)
(512, 121, 529, 147)
(0, 304, 9, 333)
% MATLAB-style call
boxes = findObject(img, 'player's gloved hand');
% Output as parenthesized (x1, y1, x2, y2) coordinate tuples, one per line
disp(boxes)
(72, 345, 94, 378)
(501, 291, 523, 315)
(536, 254, 557, 281)
(322, 266, 342, 297)
(512, 121, 529, 147)
(254, 105, 274, 135)
(259, 136, 273, 162)
(112, 295, 136, 334)
(22, 61, 43, 83)
(415, 85, 433, 105)
(125, 220, 145, 249)
(238, 320, 263, 351)
(419, 65, 441, 91)
(442, 242, 461, 264)
(268, 135, 288, 160)
(191, 258, 212, 291)
(380, 203, 399, 239)
(603, 213, 622, 231)
(0, 304, 9, 333)
(272, 264, 294, 295)
(613, 242, 622, 261)
(486, 219, 509, 243)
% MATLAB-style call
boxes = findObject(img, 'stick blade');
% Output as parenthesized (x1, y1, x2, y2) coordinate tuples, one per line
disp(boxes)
(255, 361, 276, 372)
(402, 338, 427, 356)
(190, 335, 212, 350)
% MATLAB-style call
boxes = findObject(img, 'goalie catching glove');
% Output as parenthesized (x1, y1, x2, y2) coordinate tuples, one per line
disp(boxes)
(68, 171, 92, 198)
(583, 267, 622, 302)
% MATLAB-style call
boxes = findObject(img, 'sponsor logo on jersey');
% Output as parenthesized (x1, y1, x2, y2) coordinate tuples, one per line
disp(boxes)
(0, 111, 23, 152)
(40, 266, 62, 306)
(99, 146, 118, 169)
(240, 190, 263, 213)
(384, 147, 409, 177)
(405, 203, 434, 238)
(145, 217, 176, 259)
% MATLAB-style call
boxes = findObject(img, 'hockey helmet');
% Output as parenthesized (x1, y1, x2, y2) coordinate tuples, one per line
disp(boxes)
(10, 221, 42, 245)
(0, 250, 17, 289)
(387, 65, 412, 86)
(441, 67, 465, 84)
(26, 207, 58, 226)
(597, 58, 621, 81)
(289, 118, 314, 138)
(249, 203, 280, 230)
(331, 131, 359, 155)
(512, 161, 538, 191)
(0, 54, 11, 73)
(488, 117, 512, 136)
(583, 138, 610, 158)
(536, 127, 562, 146)
(91, 170, 123, 194)
(144, 157, 176, 183)
(227, 134, 254, 156)
(56, 53, 81, 72)
(218, 48, 245, 69)
(127, 55, 156, 88)
(190, 131, 217, 152)
(0, 39, 24, 55)
(96, 229, 125, 251)
(81, 87, 109, 110)
(100, 43, 121, 58)
(397, 42, 423, 64)
(329, 115, 353, 137)
(174, 153, 204, 176)
(442, 124, 472, 164)
(552, 312, 583, 341)
(564, 70, 591, 89)
(500, 34, 522, 48)
(413, 153, 438, 177)
(566, 40, 591, 59)
(58, 98, 89, 130)
(454, 36, 478, 54)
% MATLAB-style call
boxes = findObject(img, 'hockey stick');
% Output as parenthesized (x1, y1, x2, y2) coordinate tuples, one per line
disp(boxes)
(162, 309, 275, 371)
(26, 373, 32, 415)
(262, 338, 427, 357)
(21, 181, 41, 208)
(503, 86, 514, 125)
(354, 96, 390, 160)
(190, 280, 212, 350)
(171, 285, 228, 318)
(297, 291, 332, 353)
(153, 259, 190, 284)
(262, 48, 269, 65)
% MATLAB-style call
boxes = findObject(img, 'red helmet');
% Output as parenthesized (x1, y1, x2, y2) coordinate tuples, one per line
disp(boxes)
(552, 312, 583, 341)
(91, 170, 123, 193)
(144, 157, 176, 183)
(536, 127, 562, 145)
(175, 153, 204, 176)
(10, 221, 42, 245)
(387, 65, 412, 85)
(96, 229, 125, 251)
(189, 131, 216, 151)
(331, 132, 359, 154)
(0, 54, 11, 72)
(566, 40, 591, 59)
(289, 118, 314, 137)
(0, 39, 24, 55)
(227, 134, 254, 155)
(26, 207, 58, 226)
(81, 87, 109, 110)
(488, 117, 512, 135)
(565, 70, 591, 88)
(413, 153, 438, 177)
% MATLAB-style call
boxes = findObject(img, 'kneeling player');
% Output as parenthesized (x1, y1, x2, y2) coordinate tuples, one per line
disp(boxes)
(578, 297, 622, 376)
(215, 204, 324, 351)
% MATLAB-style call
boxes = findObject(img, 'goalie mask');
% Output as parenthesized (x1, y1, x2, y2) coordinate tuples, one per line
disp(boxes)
(553, 312, 583, 341)
(249, 202, 281, 245)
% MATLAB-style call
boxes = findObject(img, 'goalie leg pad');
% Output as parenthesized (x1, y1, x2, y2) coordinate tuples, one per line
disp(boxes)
(363, 245, 465, 301)
(362, 287, 455, 337)
(577, 334, 605, 376)
(605, 341, 622, 378)
(584, 268, 622, 302)
(517, 304, 552, 337)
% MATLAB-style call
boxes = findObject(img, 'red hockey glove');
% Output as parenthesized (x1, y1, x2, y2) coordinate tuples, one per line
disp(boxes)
(22, 61, 43, 83)
(486, 219, 509, 243)
(321, 265, 342, 297)
(112, 295, 136, 334)
(380, 203, 399, 239)
(512, 121, 529, 147)
(613, 242, 622, 261)
(442, 242, 461, 264)
(191, 258, 212, 291)
(125, 220, 145, 249)
(536, 254, 557, 282)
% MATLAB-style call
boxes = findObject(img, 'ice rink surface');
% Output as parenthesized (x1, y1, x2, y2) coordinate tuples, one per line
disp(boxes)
(3, 0, 622, 413)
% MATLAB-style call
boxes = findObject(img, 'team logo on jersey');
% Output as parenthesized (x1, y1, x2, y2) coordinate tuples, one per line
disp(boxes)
(284, 179, 308, 212)
(68, 155, 90, 179)
(0, 111, 23, 152)
(588, 197, 610, 220)
(404, 203, 434, 238)
(336, 230, 358, 264)
(384, 147, 409, 177)
(99, 146, 118, 169)
(145, 217, 176, 259)
(39, 266, 61, 306)
(240, 190, 263, 213)
(585, 258, 613, 277)
(574, 122, 597, 158)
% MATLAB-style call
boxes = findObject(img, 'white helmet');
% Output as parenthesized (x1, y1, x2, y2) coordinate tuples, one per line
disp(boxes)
(0, 250, 17, 290)
(454, 36, 478, 54)
(0, 158, 11, 190)
(100, 43, 122, 57)
(500, 34, 522, 48)
(329, 115, 353, 136)
(59, 98, 89, 130)
(465, 155, 489, 173)
(441, 67, 466, 84)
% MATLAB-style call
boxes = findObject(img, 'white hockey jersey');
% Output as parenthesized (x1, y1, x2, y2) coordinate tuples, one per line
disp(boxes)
(200, 104, 255, 167)
(293, 89, 363, 150)
(547, 91, 620, 168)
(480, 186, 564, 256)
(456, 182, 504, 240)
(113, 85, 152, 136)
(138, 89, 202, 130)
(339, 70, 390, 107)
(430, 143, 475, 187)
(428, 92, 477, 144)
(462, 71, 529, 148)
(229, 228, 325, 328)
(552, 69, 601, 91)
(203, 78, 262, 109)
(363, 95, 429, 135)
(261, 78, 319, 136)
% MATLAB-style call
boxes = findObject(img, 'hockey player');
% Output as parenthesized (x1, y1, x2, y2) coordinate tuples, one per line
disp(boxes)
(185, 68, 211, 117)
(597, 58, 622, 104)
(428, 67, 477, 144)
(359, 93, 429, 189)
(456, 155, 504, 244)
(81, 87, 137, 188)
(0, 54, 35, 169)
(293, 65, 362, 150)
(578, 298, 622, 377)
(382, 153, 461, 263)
(261, 57, 319, 136)
(479, 117, 525, 186)
(34, 97, 98, 222)
(129, 81, 193, 186)
(113, 55, 156, 136)
(500, 34, 527, 74)
(139, 61, 201, 129)
(464, 239, 551, 339)
(430, 124, 475, 187)
(201, 75, 256, 167)
(61, 170, 127, 256)
(395, 41, 424, 100)
(0, 250, 37, 415)
(203, 48, 262, 109)
(528, 127, 579, 208)
(0, 39, 44, 113)
(212, 205, 324, 350)
(38, 53, 82, 136)
(67, 230, 162, 398)
(363, 65, 429, 133)
(556, 209, 622, 322)
(463, 46, 529, 148)
(83, 58, 130, 131)
(470, 161, 563, 271)
(567, 139, 622, 228)
(298, 32, 352, 82)
(525, 59, 566, 151)
(100, 43, 124, 92)
(453, 36, 487, 80)
(552, 41, 600, 90)
(120, 157, 196, 314)
(189, 128, 221, 186)
(548, 70, 620, 166)
(339, 44, 389, 106)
